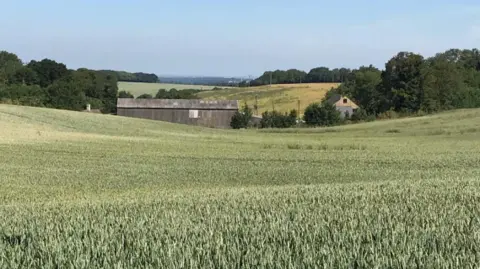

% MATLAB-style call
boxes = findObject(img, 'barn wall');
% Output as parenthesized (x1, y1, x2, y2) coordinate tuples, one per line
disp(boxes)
(117, 108, 237, 128)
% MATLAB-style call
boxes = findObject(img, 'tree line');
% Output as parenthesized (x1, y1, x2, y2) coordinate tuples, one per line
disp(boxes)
(0, 51, 118, 113)
(100, 70, 159, 83)
(250, 48, 480, 117)
(118, 88, 200, 100)
(329, 49, 480, 116)
(233, 48, 480, 129)
(250, 67, 352, 86)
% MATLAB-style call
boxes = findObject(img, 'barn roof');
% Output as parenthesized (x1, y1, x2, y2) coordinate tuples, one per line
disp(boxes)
(117, 98, 239, 110)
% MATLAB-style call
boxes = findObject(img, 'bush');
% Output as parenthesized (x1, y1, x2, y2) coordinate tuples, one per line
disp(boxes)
(351, 108, 368, 122)
(260, 110, 297, 128)
(0, 84, 47, 107)
(377, 109, 399, 120)
(230, 103, 253, 129)
(155, 88, 200, 99)
(85, 97, 104, 110)
(303, 102, 341, 127)
(136, 94, 153, 99)
(366, 115, 377, 122)
(118, 91, 134, 98)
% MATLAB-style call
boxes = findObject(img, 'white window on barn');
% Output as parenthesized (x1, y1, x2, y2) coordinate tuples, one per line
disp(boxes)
(189, 109, 199, 118)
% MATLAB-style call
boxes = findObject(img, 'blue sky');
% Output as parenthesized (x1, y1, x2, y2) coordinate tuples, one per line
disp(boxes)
(1, 0, 479, 77)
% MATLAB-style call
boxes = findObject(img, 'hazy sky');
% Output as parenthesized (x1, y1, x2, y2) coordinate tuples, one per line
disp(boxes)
(1, 0, 479, 77)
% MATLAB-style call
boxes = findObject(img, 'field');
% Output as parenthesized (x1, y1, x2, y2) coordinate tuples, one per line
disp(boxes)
(118, 82, 227, 97)
(1, 104, 480, 268)
(198, 83, 339, 115)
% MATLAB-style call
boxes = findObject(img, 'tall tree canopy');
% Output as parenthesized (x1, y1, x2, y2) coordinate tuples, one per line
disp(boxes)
(0, 51, 118, 113)
(27, 59, 70, 88)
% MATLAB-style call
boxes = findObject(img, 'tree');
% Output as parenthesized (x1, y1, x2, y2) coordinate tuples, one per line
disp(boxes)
(421, 58, 466, 112)
(46, 80, 86, 111)
(381, 52, 425, 112)
(12, 66, 39, 85)
(118, 91, 134, 98)
(303, 102, 341, 127)
(230, 103, 253, 129)
(155, 89, 168, 99)
(342, 65, 382, 115)
(0, 51, 23, 85)
(27, 59, 70, 88)
(70, 68, 118, 113)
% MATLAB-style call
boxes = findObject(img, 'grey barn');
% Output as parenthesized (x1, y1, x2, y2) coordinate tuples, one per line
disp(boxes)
(116, 98, 239, 128)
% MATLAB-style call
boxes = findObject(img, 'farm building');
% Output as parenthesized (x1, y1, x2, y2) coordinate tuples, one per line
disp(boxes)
(327, 94, 359, 118)
(116, 98, 239, 128)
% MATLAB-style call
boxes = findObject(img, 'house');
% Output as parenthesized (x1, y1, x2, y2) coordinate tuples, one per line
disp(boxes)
(116, 98, 239, 128)
(327, 94, 359, 118)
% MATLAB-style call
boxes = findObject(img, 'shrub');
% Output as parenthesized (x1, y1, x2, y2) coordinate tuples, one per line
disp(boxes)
(260, 109, 297, 128)
(303, 102, 341, 127)
(86, 97, 104, 110)
(118, 91, 134, 98)
(351, 108, 368, 122)
(230, 103, 253, 129)
(378, 109, 399, 120)
(136, 94, 153, 99)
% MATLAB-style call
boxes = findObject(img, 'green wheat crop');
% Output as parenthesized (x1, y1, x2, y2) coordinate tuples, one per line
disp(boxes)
(1, 104, 480, 268)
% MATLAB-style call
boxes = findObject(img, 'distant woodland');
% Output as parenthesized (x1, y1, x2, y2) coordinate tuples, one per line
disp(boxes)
(99, 70, 159, 83)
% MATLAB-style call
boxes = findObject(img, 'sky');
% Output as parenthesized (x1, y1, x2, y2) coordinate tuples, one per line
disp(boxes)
(1, 0, 479, 77)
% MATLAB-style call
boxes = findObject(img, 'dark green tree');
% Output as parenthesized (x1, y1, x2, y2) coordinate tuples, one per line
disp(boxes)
(27, 59, 70, 88)
(155, 89, 168, 99)
(381, 52, 425, 112)
(303, 102, 341, 126)
(46, 80, 86, 111)
(230, 103, 253, 129)
(0, 51, 23, 85)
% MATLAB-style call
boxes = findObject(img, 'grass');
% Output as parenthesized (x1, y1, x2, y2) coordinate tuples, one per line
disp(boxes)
(118, 81, 228, 97)
(1, 104, 480, 268)
(197, 83, 339, 115)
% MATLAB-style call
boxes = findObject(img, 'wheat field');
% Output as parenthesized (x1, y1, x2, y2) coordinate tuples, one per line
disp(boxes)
(198, 83, 339, 115)
(1, 104, 480, 268)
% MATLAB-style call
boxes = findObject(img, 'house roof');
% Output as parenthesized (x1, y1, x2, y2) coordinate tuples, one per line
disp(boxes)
(117, 98, 239, 110)
(327, 94, 343, 104)
(327, 94, 359, 109)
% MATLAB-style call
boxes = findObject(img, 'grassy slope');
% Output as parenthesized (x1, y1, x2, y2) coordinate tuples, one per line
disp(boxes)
(198, 83, 339, 115)
(1, 105, 480, 267)
(118, 81, 228, 97)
